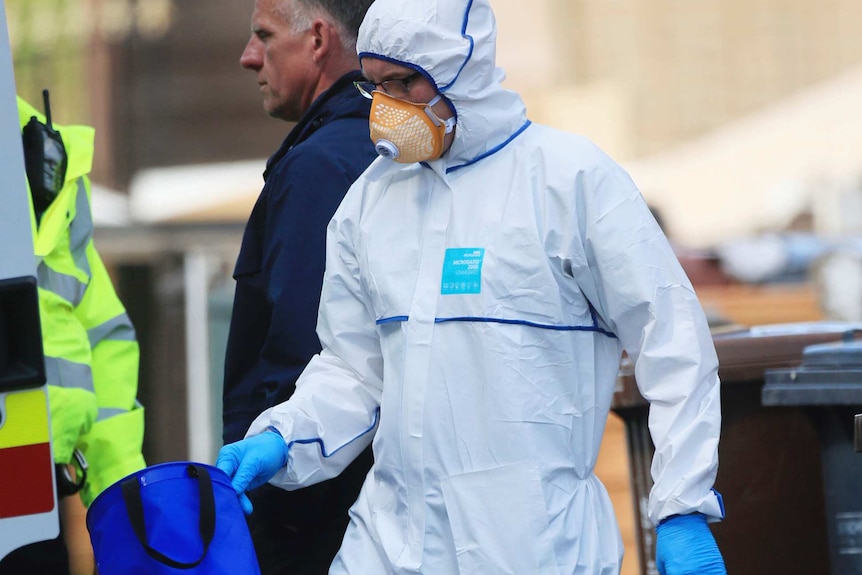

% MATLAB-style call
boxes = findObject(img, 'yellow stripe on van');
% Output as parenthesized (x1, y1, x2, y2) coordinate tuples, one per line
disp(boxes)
(0, 388, 50, 448)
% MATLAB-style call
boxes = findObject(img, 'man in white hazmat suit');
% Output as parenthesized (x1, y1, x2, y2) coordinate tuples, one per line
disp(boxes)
(217, 0, 727, 573)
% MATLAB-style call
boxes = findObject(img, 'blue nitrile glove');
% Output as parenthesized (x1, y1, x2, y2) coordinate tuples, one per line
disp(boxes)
(215, 428, 289, 515)
(656, 513, 726, 575)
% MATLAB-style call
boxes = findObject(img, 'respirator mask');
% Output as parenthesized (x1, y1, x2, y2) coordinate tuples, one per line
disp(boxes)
(369, 91, 456, 164)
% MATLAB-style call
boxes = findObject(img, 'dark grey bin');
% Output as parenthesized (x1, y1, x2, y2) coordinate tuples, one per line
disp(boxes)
(763, 338, 862, 575)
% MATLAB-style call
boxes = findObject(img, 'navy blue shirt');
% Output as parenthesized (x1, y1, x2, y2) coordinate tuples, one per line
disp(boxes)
(222, 72, 377, 525)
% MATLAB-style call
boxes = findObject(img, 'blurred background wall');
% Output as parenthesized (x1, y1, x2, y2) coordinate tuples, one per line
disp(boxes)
(12, 0, 862, 240)
(9, 0, 287, 189)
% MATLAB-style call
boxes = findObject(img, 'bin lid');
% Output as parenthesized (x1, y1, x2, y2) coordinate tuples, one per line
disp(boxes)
(800, 339, 862, 368)
(613, 321, 862, 411)
(763, 337, 862, 406)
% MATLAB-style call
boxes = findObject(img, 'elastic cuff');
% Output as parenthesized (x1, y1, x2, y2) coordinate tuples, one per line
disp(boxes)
(264, 425, 290, 469)
(712, 488, 726, 519)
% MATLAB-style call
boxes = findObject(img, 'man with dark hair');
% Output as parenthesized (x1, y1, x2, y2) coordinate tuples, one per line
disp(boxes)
(221, 0, 376, 573)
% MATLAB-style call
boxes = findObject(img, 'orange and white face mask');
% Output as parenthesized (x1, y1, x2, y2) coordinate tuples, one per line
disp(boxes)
(368, 91, 456, 164)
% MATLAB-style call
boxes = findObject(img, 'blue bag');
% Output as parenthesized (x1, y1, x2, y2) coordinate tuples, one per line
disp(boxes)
(86, 461, 261, 574)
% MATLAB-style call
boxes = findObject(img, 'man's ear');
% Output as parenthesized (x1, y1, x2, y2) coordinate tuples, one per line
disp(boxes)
(309, 17, 335, 62)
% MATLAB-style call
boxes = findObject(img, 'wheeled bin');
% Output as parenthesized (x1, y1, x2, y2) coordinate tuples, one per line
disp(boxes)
(611, 323, 862, 574)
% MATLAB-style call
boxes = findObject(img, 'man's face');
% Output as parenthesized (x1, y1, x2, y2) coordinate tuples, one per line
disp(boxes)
(360, 57, 456, 153)
(240, 0, 317, 122)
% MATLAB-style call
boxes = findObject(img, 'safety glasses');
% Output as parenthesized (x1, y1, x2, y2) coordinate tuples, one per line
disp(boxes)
(354, 71, 423, 100)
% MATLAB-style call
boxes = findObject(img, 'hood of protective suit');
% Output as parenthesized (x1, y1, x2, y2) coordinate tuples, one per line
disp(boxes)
(357, 0, 529, 171)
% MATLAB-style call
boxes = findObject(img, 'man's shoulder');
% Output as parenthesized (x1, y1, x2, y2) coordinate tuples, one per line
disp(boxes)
(281, 114, 377, 179)
(280, 122, 375, 171)
(312, 111, 373, 145)
(524, 122, 605, 153)
(521, 122, 625, 174)
(264, 127, 375, 199)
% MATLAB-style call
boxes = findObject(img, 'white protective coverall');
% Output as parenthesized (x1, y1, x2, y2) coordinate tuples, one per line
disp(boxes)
(246, 0, 725, 573)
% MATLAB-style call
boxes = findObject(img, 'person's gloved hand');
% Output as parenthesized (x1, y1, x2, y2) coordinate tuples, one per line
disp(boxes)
(47, 385, 98, 465)
(215, 428, 289, 515)
(656, 513, 726, 575)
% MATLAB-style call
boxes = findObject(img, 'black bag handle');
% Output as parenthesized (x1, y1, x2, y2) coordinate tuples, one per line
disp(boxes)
(121, 464, 217, 569)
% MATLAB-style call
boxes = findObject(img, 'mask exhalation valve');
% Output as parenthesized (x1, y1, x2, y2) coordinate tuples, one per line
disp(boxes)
(375, 139, 399, 160)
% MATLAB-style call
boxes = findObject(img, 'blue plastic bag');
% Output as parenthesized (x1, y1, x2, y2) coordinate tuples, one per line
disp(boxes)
(87, 461, 260, 574)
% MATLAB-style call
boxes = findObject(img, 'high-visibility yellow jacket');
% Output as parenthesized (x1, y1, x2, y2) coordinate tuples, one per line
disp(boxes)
(18, 96, 146, 507)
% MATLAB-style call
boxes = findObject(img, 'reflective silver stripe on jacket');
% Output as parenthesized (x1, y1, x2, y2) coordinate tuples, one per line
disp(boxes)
(97, 407, 125, 421)
(37, 263, 88, 307)
(68, 179, 92, 277)
(44, 355, 95, 393)
(37, 180, 93, 306)
(97, 400, 142, 422)
(88, 313, 137, 347)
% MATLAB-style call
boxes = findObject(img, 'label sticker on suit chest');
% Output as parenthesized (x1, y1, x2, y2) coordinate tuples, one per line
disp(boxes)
(441, 248, 485, 295)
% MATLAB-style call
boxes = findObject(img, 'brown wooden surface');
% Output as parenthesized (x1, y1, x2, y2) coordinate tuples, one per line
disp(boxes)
(695, 283, 824, 327)
(596, 415, 640, 575)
